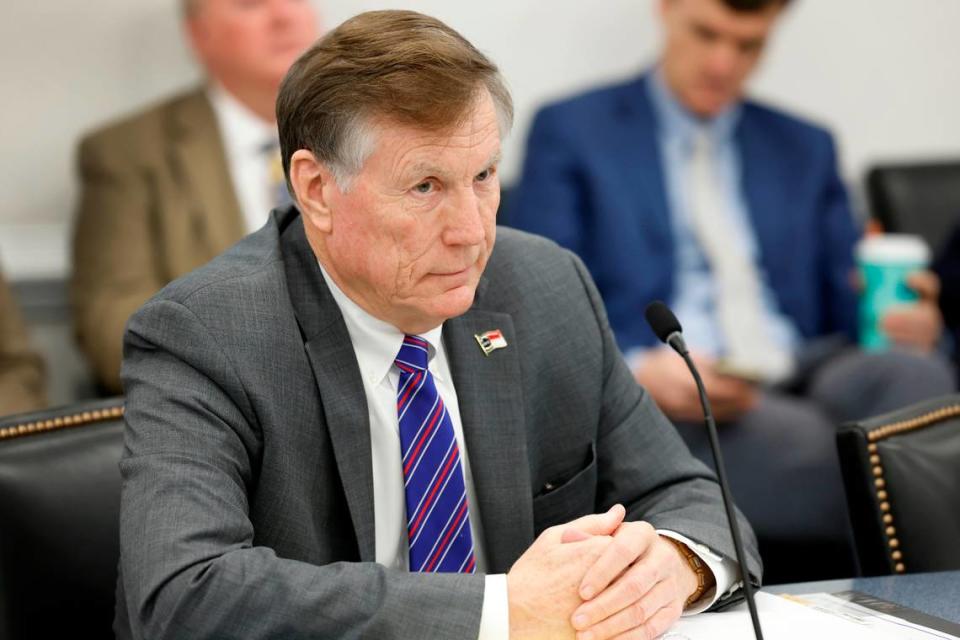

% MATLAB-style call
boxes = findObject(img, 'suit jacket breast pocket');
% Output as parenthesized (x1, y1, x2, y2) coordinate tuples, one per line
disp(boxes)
(532, 442, 597, 532)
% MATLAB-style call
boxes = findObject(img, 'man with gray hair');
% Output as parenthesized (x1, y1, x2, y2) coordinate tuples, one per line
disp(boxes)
(116, 10, 760, 639)
(71, 0, 319, 393)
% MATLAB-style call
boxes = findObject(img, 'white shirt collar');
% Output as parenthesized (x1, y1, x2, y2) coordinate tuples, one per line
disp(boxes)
(207, 82, 277, 156)
(647, 67, 742, 151)
(317, 263, 445, 388)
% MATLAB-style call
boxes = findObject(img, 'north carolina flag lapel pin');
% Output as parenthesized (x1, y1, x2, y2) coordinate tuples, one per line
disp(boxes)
(474, 329, 508, 356)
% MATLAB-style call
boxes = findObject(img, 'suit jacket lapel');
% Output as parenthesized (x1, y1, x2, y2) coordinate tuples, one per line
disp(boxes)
(616, 75, 676, 285)
(444, 297, 534, 573)
(168, 88, 246, 258)
(281, 215, 376, 562)
(617, 74, 673, 254)
(737, 113, 788, 284)
(279, 212, 537, 568)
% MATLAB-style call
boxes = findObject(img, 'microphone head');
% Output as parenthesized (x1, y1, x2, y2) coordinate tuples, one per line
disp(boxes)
(644, 301, 683, 344)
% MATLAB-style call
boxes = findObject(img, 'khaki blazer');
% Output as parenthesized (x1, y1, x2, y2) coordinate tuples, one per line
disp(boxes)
(71, 86, 245, 393)
(0, 268, 46, 415)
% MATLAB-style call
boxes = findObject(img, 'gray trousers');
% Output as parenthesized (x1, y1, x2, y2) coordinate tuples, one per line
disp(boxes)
(675, 345, 955, 580)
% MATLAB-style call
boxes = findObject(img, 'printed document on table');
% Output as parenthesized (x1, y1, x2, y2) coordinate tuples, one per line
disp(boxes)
(662, 591, 959, 639)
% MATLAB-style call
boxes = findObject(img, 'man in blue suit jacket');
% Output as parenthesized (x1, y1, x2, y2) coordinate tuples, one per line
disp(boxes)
(508, 0, 952, 581)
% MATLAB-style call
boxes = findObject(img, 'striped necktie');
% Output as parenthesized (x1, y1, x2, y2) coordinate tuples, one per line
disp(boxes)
(395, 335, 476, 573)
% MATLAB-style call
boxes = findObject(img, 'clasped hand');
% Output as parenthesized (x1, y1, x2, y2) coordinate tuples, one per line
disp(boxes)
(507, 504, 704, 640)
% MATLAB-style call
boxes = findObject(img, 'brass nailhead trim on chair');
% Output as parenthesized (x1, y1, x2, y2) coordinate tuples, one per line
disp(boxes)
(0, 405, 124, 441)
(867, 404, 960, 442)
(861, 403, 960, 575)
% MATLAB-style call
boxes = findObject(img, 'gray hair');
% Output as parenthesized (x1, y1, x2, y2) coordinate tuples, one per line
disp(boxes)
(277, 10, 514, 194)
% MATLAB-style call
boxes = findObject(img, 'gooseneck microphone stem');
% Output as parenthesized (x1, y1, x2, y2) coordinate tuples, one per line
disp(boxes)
(677, 345, 764, 640)
(645, 302, 763, 640)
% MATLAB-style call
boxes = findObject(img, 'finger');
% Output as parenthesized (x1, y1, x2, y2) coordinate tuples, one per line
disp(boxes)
(887, 331, 935, 352)
(738, 387, 759, 412)
(705, 375, 754, 399)
(881, 310, 921, 335)
(576, 522, 657, 603)
(907, 270, 940, 300)
(884, 332, 928, 352)
(607, 603, 684, 640)
(708, 392, 754, 421)
(882, 314, 923, 339)
(559, 504, 626, 541)
(713, 384, 757, 413)
(689, 352, 716, 369)
(573, 566, 674, 638)
(708, 401, 741, 422)
(711, 404, 748, 423)
(688, 387, 744, 422)
(882, 308, 941, 349)
(561, 528, 593, 543)
(558, 536, 620, 576)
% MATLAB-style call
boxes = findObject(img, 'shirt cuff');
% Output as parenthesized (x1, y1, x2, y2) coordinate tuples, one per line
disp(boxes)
(657, 530, 740, 615)
(478, 573, 509, 639)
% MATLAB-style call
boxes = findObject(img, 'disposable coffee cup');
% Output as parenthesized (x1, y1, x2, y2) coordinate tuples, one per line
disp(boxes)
(856, 234, 931, 351)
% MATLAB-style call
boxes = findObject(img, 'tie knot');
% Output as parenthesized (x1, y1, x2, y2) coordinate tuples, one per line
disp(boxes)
(396, 335, 431, 371)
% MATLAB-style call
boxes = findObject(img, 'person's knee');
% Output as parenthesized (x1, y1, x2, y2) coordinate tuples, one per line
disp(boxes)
(868, 350, 956, 395)
(812, 349, 957, 422)
(734, 394, 836, 452)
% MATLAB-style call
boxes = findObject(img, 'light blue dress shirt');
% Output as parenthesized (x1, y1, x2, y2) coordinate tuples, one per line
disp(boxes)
(645, 69, 800, 360)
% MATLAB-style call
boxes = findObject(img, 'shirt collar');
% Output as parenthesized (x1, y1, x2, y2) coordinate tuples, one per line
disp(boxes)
(207, 82, 278, 156)
(317, 262, 445, 388)
(646, 66, 742, 148)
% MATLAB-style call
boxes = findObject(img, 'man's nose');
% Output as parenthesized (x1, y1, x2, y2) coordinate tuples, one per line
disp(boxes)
(443, 189, 488, 246)
(704, 42, 741, 80)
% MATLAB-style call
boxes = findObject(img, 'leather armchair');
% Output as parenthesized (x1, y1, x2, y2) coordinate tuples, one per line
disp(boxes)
(0, 397, 124, 639)
(866, 160, 960, 255)
(837, 394, 960, 576)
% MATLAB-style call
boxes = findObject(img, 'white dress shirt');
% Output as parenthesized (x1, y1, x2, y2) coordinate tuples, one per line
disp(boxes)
(318, 265, 508, 638)
(319, 264, 738, 634)
(207, 84, 279, 234)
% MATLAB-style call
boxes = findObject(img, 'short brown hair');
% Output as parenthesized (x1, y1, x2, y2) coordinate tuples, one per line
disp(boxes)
(277, 10, 513, 189)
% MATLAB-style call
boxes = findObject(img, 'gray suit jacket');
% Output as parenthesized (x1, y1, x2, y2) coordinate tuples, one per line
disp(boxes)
(115, 206, 761, 639)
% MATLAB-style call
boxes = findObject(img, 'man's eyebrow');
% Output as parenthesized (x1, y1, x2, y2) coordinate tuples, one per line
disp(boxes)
(408, 161, 443, 177)
(487, 150, 503, 167)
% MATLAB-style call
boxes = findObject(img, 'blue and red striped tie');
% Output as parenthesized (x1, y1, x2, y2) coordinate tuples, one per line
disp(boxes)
(395, 335, 476, 574)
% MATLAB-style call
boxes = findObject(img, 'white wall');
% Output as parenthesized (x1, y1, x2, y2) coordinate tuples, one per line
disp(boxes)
(1, 0, 959, 278)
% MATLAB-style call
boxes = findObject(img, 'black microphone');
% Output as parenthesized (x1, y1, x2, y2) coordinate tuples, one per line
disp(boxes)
(644, 300, 764, 640)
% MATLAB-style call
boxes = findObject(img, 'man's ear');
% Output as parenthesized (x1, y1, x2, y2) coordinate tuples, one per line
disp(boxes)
(183, 11, 209, 62)
(289, 149, 338, 233)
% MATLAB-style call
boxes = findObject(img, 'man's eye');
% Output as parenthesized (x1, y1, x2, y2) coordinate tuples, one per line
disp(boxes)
(693, 25, 718, 43)
(476, 168, 493, 182)
(414, 181, 434, 194)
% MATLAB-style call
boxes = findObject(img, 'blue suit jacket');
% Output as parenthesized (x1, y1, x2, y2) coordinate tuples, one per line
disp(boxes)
(506, 73, 861, 354)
